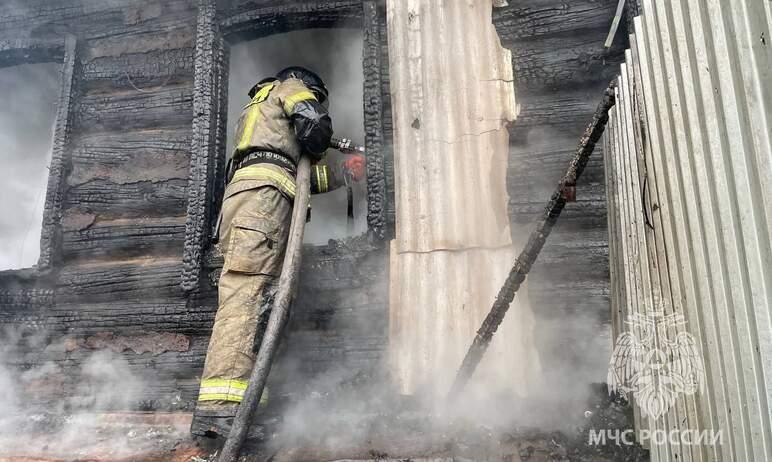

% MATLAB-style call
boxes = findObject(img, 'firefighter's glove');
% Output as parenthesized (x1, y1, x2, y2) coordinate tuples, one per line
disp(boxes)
(343, 155, 366, 182)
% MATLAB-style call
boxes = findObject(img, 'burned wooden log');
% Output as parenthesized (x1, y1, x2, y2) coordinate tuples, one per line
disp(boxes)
(493, 0, 618, 41)
(61, 217, 187, 261)
(72, 84, 194, 133)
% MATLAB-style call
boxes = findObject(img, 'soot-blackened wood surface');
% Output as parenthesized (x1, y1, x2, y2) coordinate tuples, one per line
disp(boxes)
(494, 0, 623, 380)
(0, 0, 621, 411)
(0, 0, 203, 410)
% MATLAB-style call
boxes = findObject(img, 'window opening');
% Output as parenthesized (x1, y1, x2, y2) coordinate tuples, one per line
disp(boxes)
(227, 28, 366, 244)
(0, 63, 60, 270)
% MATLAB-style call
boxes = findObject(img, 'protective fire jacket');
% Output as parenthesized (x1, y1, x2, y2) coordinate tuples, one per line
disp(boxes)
(229, 77, 346, 198)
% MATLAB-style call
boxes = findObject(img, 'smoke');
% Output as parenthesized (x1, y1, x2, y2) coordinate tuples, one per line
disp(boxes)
(504, 122, 614, 428)
(0, 6, 614, 460)
(0, 329, 187, 460)
(261, 118, 613, 458)
(0, 62, 60, 271)
(227, 28, 366, 244)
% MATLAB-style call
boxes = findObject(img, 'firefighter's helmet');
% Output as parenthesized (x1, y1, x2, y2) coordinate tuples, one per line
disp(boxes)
(276, 66, 329, 105)
(247, 77, 276, 99)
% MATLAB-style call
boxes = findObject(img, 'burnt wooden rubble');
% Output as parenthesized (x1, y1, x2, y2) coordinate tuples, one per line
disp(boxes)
(0, 0, 625, 412)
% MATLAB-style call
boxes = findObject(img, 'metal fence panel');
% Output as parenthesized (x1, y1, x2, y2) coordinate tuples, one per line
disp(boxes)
(604, 0, 771, 459)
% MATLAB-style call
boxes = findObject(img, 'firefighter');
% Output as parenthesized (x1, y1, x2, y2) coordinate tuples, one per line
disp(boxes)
(191, 66, 365, 439)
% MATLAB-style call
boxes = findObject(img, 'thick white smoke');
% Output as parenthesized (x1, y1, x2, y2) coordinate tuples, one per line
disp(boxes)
(0, 329, 189, 460)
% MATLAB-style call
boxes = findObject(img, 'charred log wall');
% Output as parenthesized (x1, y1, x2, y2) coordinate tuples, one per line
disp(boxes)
(0, 0, 620, 410)
(0, 0, 390, 410)
(0, 0, 200, 409)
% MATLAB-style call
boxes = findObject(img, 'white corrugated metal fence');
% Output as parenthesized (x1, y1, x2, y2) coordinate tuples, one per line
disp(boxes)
(604, 0, 771, 460)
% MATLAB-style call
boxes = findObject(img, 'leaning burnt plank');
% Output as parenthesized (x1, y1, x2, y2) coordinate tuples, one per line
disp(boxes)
(449, 84, 616, 397)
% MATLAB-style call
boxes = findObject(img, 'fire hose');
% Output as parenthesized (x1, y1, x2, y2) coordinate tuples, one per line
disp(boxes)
(448, 84, 617, 398)
(211, 82, 616, 454)
(217, 155, 313, 462)
(217, 137, 365, 461)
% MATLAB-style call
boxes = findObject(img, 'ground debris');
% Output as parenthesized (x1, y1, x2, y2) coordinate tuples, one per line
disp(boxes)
(0, 412, 205, 462)
(235, 383, 647, 462)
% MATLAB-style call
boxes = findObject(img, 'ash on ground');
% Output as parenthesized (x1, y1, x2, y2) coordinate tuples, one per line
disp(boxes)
(0, 384, 647, 461)
(226, 382, 649, 461)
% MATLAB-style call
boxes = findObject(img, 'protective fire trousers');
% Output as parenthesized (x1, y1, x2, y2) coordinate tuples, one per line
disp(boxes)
(196, 184, 292, 416)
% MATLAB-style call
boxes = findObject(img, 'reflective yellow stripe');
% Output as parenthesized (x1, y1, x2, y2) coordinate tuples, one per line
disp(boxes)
(198, 393, 244, 403)
(200, 379, 248, 390)
(313, 166, 322, 193)
(198, 378, 249, 403)
(235, 83, 274, 152)
(198, 385, 269, 405)
(231, 164, 297, 199)
(252, 83, 274, 104)
(320, 165, 329, 193)
(236, 105, 262, 152)
(283, 90, 317, 114)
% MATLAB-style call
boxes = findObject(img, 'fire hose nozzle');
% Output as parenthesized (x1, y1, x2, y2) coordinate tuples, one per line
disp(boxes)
(330, 136, 366, 154)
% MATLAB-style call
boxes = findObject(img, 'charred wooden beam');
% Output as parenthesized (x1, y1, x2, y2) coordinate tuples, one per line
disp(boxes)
(363, 1, 388, 239)
(0, 38, 64, 67)
(69, 129, 191, 185)
(514, 87, 608, 130)
(72, 84, 194, 133)
(510, 34, 623, 90)
(37, 299, 208, 335)
(493, 0, 618, 41)
(39, 35, 79, 271)
(61, 217, 187, 261)
(222, 1, 363, 42)
(81, 47, 195, 92)
(64, 178, 188, 220)
(56, 259, 185, 303)
(181, 0, 226, 292)
(449, 84, 616, 397)
(0, 0, 195, 43)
